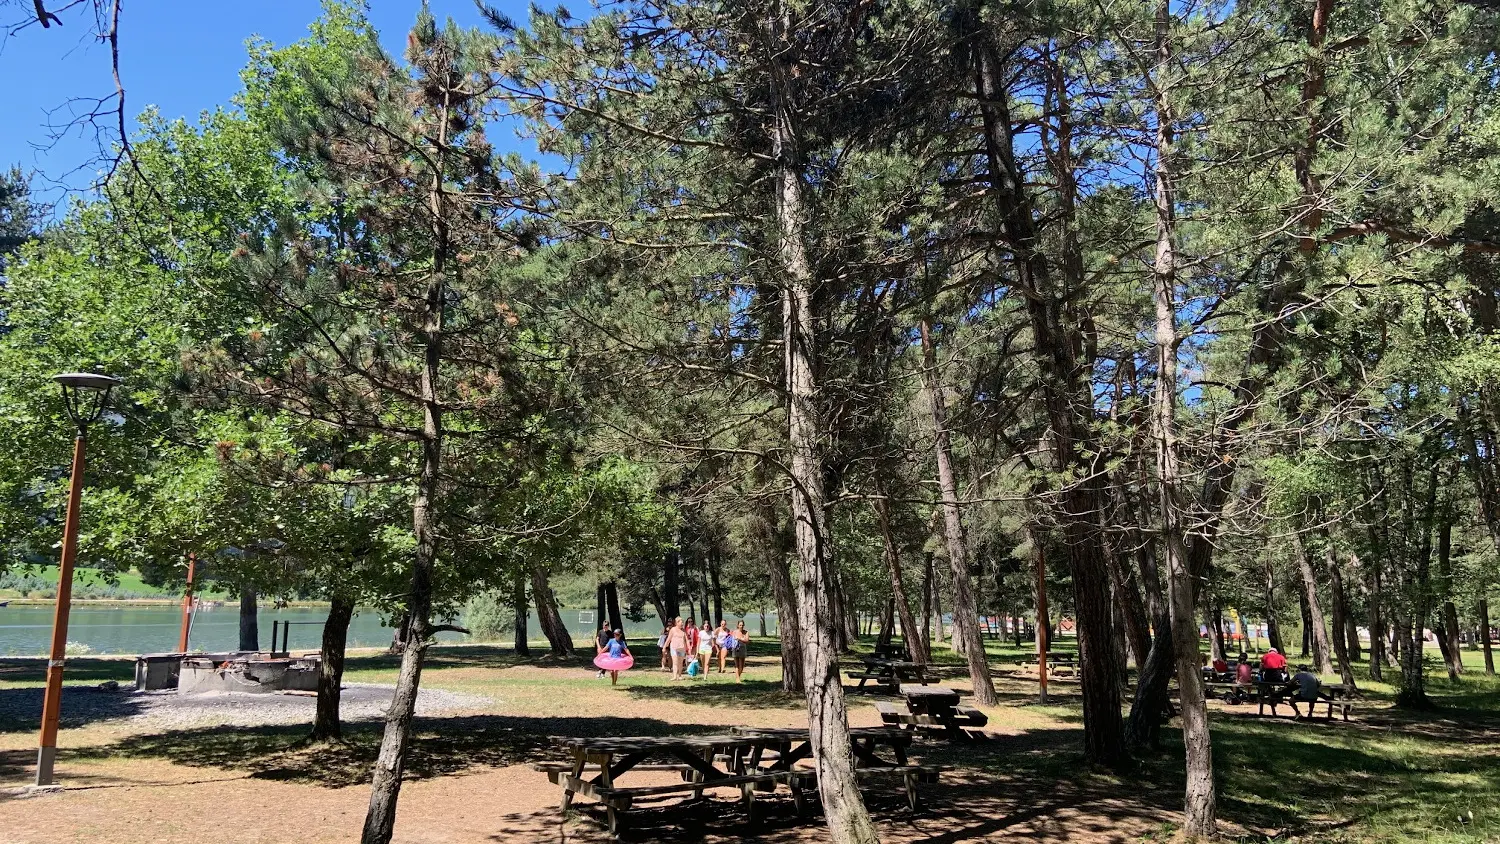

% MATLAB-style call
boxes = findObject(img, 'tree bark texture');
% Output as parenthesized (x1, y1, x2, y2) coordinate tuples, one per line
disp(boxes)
(1292, 533, 1335, 674)
(312, 593, 355, 741)
(1324, 545, 1358, 690)
(1436, 522, 1463, 679)
(769, 21, 877, 837)
(971, 28, 1123, 767)
(532, 567, 574, 657)
(1480, 598, 1495, 675)
(363, 127, 450, 841)
(919, 317, 997, 705)
(875, 495, 925, 664)
(1147, 17, 1216, 829)
(238, 587, 259, 653)
(512, 569, 530, 657)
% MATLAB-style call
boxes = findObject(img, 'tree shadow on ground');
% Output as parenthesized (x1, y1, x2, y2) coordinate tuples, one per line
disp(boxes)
(622, 678, 806, 710)
(68, 713, 715, 789)
(0, 657, 136, 686)
(0, 683, 147, 734)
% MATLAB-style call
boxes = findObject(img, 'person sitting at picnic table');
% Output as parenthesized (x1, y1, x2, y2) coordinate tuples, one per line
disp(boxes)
(1235, 652, 1254, 685)
(1261, 647, 1288, 682)
(602, 630, 632, 687)
(730, 620, 750, 682)
(1290, 664, 1322, 717)
(666, 617, 689, 680)
(595, 621, 613, 678)
(1211, 654, 1229, 677)
(713, 620, 731, 673)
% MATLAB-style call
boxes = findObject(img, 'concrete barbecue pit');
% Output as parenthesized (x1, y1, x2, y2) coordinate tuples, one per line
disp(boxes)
(135, 652, 321, 694)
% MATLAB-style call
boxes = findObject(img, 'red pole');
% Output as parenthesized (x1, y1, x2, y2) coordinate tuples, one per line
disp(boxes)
(36, 433, 86, 787)
(177, 552, 197, 653)
(1035, 543, 1050, 704)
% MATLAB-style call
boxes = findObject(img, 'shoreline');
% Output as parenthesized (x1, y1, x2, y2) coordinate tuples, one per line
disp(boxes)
(0, 597, 333, 608)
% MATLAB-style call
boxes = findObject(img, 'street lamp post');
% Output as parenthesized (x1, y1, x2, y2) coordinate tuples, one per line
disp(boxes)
(35, 372, 120, 788)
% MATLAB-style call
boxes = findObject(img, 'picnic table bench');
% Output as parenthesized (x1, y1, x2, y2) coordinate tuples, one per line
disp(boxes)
(1018, 652, 1077, 676)
(1257, 681, 1357, 720)
(540, 733, 791, 837)
(847, 657, 931, 693)
(729, 725, 944, 811)
(876, 685, 988, 741)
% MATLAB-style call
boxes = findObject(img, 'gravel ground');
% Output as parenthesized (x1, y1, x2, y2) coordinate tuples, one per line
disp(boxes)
(0, 682, 490, 731)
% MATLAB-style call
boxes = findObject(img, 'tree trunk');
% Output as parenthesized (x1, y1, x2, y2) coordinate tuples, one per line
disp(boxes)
(920, 551, 934, 659)
(918, 317, 997, 705)
(1146, 18, 1216, 828)
(238, 587, 259, 652)
(931, 560, 945, 647)
(876, 597, 895, 647)
(311, 593, 355, 741)
(1105, 531, 1152, 673)
(709, 551, 724, 627)
(875, 495, 925, 664)
(1125, 491, 1176, 750)
(532, 567, 574, 658)
(769, 549, 805, 694)
(1368, 563, 1386, 681)
(1396, 466, 1439, 709)
(1207, 602, 1225, 663)
(1292, 533, 1335, 674)
(1263, 559, 1285, 653)
(1325, 545, 1358, 690)
(699, 553, 711, 624)
(771, 34, 878, 835)
(604, 581, 624, 633)
(1299, 591, 1312, 659)
(759, 606, 768, 638)
(362, 150, 449, 842)
(971, 28, 1124, 768)
(512, 568, 530, 657)
(1436, 522, 1463, 679)
(663, 546, 680, 621)
(1480, 598, 1495, 675)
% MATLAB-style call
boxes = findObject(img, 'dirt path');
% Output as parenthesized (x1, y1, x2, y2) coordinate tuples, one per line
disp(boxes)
(0, 656, 1166, 843)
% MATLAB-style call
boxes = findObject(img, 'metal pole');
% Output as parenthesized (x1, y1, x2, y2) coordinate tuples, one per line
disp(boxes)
(1035, 542, 1049, 705)
(36, 432, 86, 787)
(177, 552, 197, 653)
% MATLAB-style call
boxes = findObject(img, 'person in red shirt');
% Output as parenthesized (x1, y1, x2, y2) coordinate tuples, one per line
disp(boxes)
(1212, 655, 1229, 675)
(1260, 647, 1288, 682)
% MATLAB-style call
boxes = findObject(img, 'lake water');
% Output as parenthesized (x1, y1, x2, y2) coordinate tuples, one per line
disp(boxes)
(0, 604, 778, 656)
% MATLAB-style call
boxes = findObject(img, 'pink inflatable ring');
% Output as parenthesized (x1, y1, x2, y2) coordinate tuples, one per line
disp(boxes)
(594, 653, 634, 672)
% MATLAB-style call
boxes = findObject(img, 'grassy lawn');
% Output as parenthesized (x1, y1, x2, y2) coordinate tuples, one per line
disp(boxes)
(0, 635, 1494, 841)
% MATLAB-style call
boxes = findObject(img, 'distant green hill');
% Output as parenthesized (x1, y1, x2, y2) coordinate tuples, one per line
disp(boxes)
(0, 567, 228, 601)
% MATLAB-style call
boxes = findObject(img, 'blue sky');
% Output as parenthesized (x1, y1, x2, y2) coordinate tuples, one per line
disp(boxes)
(0, 1, 536, 207)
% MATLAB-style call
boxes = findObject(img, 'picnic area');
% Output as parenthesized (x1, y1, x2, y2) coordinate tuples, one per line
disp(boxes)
(0, 635, 1495, 843)
(3, 0, 1500, 842)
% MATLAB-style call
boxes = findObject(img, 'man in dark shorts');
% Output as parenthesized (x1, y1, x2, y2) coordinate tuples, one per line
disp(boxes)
(595, 621, 612, 678)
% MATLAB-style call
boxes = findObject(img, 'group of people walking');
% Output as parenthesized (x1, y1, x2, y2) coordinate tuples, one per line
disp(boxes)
(659, 617, 750, 682)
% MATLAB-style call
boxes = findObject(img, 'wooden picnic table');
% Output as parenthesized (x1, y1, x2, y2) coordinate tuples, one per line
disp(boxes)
(875, 684, 989, 741)
(1019, 652, 1078, 676)
(540, 733, 791, 837)
(730, 725, 939, 810)
(847, 657, 931, 693)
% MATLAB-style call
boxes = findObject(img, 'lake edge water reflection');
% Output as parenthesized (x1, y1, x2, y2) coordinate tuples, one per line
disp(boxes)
(0, 603, 778, 656)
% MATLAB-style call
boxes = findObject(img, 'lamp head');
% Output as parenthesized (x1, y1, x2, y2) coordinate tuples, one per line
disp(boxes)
(52, 373, 123, 392)
(52, 372, 120, 430)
